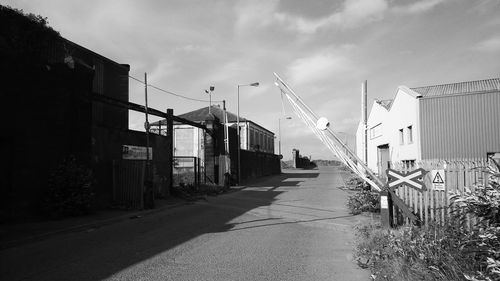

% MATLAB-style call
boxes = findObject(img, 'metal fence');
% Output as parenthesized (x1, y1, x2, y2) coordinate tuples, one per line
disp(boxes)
(112, 160, 145, 209)
(390, 158, 491, 226)
(173, 156, 201, 187)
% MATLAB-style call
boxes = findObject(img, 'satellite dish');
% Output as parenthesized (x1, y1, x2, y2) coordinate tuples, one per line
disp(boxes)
(316, 117, 330, 130)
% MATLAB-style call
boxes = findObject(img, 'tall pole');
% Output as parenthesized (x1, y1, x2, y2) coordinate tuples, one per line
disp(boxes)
(145, 72, 150, 172)
(278, 118, 281, 156)
(362, 80, 368, 165)
(237, 85, 241, 184)
(144, 72, 152, 208)
(236, 82, 259, 185)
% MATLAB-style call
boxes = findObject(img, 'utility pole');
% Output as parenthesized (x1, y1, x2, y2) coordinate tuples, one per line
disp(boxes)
(144, 72, 153, 209)
(362, 80, 368, 165)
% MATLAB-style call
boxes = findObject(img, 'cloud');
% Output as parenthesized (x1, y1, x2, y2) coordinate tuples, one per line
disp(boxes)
(474, 35, 500, 53)
(277, 0, 388, 33)
(392, 0, 446, 14)
(286, 46, 355, 85)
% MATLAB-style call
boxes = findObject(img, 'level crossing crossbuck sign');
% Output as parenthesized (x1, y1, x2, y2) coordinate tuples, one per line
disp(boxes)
(386, 168, 426, 191)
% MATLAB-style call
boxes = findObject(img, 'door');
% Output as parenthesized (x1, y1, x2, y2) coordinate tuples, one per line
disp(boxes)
(377, 144, 390, 182)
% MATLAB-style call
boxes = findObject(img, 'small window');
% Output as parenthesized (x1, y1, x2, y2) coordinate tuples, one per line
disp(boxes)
(399, 128, 404, 145)
(407, 125, 413, 144)
(370, 123, 382, 139)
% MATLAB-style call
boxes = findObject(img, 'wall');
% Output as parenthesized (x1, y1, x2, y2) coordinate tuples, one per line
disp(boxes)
(419, 91, 500, 160)
(91, 127, 172, 206)
(365, 101, 391, 172)
(240, 150, 281, 181)
(1, 64, 94, 220)
(386, 88, 420, 163)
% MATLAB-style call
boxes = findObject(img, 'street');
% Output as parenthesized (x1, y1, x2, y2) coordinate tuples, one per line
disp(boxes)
(0, 166, 372, 281)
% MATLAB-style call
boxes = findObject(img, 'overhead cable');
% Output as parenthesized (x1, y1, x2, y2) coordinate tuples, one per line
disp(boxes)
(129, 75, 223, 103)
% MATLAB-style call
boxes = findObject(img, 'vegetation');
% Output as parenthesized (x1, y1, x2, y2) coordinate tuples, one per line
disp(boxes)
(347, 190, 380, 215)
(354, 161, 500, 281)
(43, 156, 95, 218)
(1, 5, 60, 77)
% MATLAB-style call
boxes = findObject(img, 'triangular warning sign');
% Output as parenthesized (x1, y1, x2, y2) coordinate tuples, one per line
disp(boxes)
(432, 172, 444, 184)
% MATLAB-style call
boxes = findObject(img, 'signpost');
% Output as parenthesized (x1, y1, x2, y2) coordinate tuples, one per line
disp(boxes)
(381, 168, 426, 227)
(387, 168, 426, 191)
(430, 169, 445, 191)
(122, 145, 153, 160)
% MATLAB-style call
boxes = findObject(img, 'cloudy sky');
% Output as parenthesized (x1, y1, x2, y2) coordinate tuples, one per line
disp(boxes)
(5, 0, 500, 160)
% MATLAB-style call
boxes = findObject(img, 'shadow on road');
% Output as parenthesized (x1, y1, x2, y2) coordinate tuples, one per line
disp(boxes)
(0, 188, 284, 281)
(224, 214, 357, 232)
(244, 171, 320, 190)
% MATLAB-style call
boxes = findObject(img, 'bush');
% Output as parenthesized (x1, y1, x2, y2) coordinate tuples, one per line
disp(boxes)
(347, 190, 380, 214)
(355, 222, 473, 281)
(355, 160, 500, 281)
(43, 156, 95, 218)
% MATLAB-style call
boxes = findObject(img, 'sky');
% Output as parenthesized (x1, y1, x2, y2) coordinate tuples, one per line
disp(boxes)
(4, 0, 500, 160)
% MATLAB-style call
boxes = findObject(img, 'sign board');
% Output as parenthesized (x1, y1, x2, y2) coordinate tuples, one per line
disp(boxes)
(430, 169, 445, 191)
(122, 145, 153, 160)
(386, 168, 426, 191)
(380, 195, 388, 209)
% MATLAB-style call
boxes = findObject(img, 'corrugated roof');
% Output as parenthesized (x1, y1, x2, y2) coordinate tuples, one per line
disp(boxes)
(410, 78, 500, 97)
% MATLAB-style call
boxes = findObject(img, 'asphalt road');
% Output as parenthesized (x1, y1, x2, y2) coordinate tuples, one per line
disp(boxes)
(0, 166, 372, 281)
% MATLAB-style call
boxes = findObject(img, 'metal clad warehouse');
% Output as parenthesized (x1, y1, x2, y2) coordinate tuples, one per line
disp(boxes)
(417, 78, 500, 160)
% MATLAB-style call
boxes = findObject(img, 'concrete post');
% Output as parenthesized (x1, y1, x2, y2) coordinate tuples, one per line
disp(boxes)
(380, 190, 393, 228)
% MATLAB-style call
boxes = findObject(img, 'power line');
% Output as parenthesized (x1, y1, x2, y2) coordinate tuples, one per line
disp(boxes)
(129, 75, 223, 103)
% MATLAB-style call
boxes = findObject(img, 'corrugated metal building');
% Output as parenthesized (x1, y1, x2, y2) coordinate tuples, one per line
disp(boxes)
(356, 78, 500, 174)
(417, 79, 500, 160)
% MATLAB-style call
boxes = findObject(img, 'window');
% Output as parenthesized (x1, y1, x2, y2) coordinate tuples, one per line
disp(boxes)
(399, 128, 404, 145)
(407, 125, 413, 144)
(370, 123, 382, 139)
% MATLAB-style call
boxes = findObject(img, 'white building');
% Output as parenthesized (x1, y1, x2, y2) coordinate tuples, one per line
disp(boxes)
(357, 78, 500, 178)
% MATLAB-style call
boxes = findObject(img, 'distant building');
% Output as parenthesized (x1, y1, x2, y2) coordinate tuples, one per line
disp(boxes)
(152, 105, 278, 184)
(166, 105, 275, 156)
(356, 78, 500, 178)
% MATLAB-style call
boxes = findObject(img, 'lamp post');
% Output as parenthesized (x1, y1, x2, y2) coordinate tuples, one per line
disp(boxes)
(278, 116, 292, 157)
(237, 82, 259, 184)
(205, 86, 215, 114)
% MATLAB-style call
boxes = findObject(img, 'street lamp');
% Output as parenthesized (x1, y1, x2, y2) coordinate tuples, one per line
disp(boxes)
(237, 82, 259, 184)
(278, 116, 292, 157)
(205, 86, 215, 114)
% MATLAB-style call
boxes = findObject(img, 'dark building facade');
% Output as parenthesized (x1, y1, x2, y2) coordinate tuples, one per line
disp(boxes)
(0, 7, 163, 220)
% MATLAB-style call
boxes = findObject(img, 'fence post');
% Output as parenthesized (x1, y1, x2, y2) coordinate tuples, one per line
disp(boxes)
(380, 190, 393, 228)
(167, 108, 174, 195)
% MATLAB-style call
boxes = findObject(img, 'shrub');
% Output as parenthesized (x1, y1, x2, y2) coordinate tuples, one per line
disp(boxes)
(355, 160, 500, 281)
(347, 190, 380, 214)
(43, 156, 95, 218)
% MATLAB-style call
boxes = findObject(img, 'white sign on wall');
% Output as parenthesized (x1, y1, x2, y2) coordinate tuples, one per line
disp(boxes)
(122, 145, 153, 160)
(430, 169, 445, 191)
(380, 195, 389, 209)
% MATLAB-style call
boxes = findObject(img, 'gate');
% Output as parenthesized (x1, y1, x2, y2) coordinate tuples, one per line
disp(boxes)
(173, 156, 201, 187)
(386, 159, 490, 227)
(112, 160, 145, 209)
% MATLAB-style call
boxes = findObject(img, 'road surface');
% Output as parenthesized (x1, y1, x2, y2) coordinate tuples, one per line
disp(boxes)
(0, 166, 372, 280)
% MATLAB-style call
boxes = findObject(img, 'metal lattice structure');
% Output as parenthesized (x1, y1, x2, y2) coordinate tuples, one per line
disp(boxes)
(273, 72, 384, 192)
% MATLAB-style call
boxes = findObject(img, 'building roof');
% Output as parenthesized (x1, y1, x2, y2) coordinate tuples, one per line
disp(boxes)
(375, 99, 393, 110)
(178, 105, 246, 123)
(410, 78, 500, 97)
(161, 105, 275, 135)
